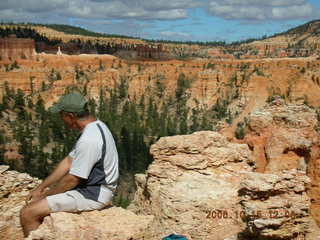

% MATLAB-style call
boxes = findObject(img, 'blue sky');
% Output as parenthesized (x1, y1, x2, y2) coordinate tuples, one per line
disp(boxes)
(0, 0, 320, 42)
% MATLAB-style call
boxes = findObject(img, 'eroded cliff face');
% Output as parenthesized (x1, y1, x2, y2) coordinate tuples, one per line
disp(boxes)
(1, 54, 320, 113)
(128, 132, 319, 240)
(127, 101, 320, 240)
(244, 98, 318, 172)
(243, 98, 320, 226)
(0, 35, 35, 60)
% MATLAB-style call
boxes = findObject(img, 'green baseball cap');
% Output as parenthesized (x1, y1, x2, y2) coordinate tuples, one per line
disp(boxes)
(49, 92, 87, 113)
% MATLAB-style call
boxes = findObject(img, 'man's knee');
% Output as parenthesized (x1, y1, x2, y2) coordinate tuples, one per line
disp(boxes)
(20, 204, 38, 222)
(20, 205, 29, 221)
(20, 199, 51, 221)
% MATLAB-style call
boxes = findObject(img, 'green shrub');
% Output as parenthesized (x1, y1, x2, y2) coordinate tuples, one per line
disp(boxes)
(235, 122, 246, 139)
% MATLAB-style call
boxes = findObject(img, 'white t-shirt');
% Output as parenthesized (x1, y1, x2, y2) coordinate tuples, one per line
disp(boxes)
(69, 120, 119, 203)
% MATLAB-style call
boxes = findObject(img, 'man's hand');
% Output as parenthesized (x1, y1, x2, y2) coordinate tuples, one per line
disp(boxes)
(26, 187, 45, 204)
(24, 156, 73, 204)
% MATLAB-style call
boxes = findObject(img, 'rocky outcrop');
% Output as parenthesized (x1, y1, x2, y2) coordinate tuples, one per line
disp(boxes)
(239, 170, 319, 240)
(244, 98, 318, 172)
(127, 102, 320, 239)
(128, 131, 320, 240)
(0, 165, 153, 240)
(27, 207, 154, 240)
(129, 131, 254, 240)
(0, 35, 35, 60)
(243, 98, 320, 225)
(0, 165, 40, 240)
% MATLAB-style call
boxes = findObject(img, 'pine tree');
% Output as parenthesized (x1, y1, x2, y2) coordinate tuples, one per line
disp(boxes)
(120, 126, 132, 171)
(14, 89, 25, 109)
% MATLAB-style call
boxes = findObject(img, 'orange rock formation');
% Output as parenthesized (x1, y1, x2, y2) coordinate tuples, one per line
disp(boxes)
(0, 35, 35, 60)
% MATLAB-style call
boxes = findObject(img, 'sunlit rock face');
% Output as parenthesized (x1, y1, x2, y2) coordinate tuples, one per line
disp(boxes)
(129, 102, 320, 240)
(243, 99, 320, 226)
(239, 170, 319, 240)
(0, 165, 40, 240)
(0, 166, 154, 240)
(0, 35, 35, 60)
(26, 207, 154, 240)
(129, 131, 254, 240)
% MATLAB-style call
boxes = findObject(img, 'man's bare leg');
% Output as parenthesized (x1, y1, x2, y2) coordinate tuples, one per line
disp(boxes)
(20, 198, 52, 237)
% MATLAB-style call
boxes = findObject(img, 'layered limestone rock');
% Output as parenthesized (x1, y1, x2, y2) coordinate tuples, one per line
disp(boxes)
(129, 131, 255, 240)
(245, 98, 318, 173)
(129, 130, 320, 240)
(27, 207, 154, 240)
(243, 98, 320, 225)
(239, 170, 319, 240)
(0, 165, 41, 240)
(0, 165, 153, 240)
(0, 35, 35, 60)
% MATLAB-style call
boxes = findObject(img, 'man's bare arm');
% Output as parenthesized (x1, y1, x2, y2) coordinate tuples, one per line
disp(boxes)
(44, 173, 81, 197)
(26, 156, 73, 203)
(38, 156, 73, 190)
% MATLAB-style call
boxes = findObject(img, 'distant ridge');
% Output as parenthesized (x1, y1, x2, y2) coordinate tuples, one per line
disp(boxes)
(1, 19, 320, 59)
(0, 22, 226, 47)
(284, 19, 320, 35)
(1, 19, 320, 46)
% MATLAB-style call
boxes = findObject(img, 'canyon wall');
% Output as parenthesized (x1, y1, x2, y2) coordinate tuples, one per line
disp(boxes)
(1, 54, 320, 115)
(0, 35, 35, 60)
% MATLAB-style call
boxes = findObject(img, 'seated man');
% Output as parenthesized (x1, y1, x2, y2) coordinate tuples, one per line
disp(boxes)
(20, 92, 119, 237)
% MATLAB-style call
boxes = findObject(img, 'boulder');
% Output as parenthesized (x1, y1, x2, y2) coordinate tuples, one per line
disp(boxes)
(129, 131, 255, 240)
(0, 166, 153, 240)
(239, 170, 319, 240)
(245, 100, 318, 173)
(129, 130, 320, 240)
(0, 166, 41, 240)
(244, 100, 320, 225)
(26, 207, 154, 240)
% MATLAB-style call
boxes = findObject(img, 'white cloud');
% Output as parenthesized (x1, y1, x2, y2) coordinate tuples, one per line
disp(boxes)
(0, 0, 67, 12)
(272, 4, 315, 19)
(1, 0, 318, 23)
(208, 2, 268, 20)
(221, 0, 306, 7)
(66, 1, 188, 20)
(206, 0, 320, 21)
(132, 0, 201, 11)
(160, 31, 191, 37)
(0, 0, 194, 21)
